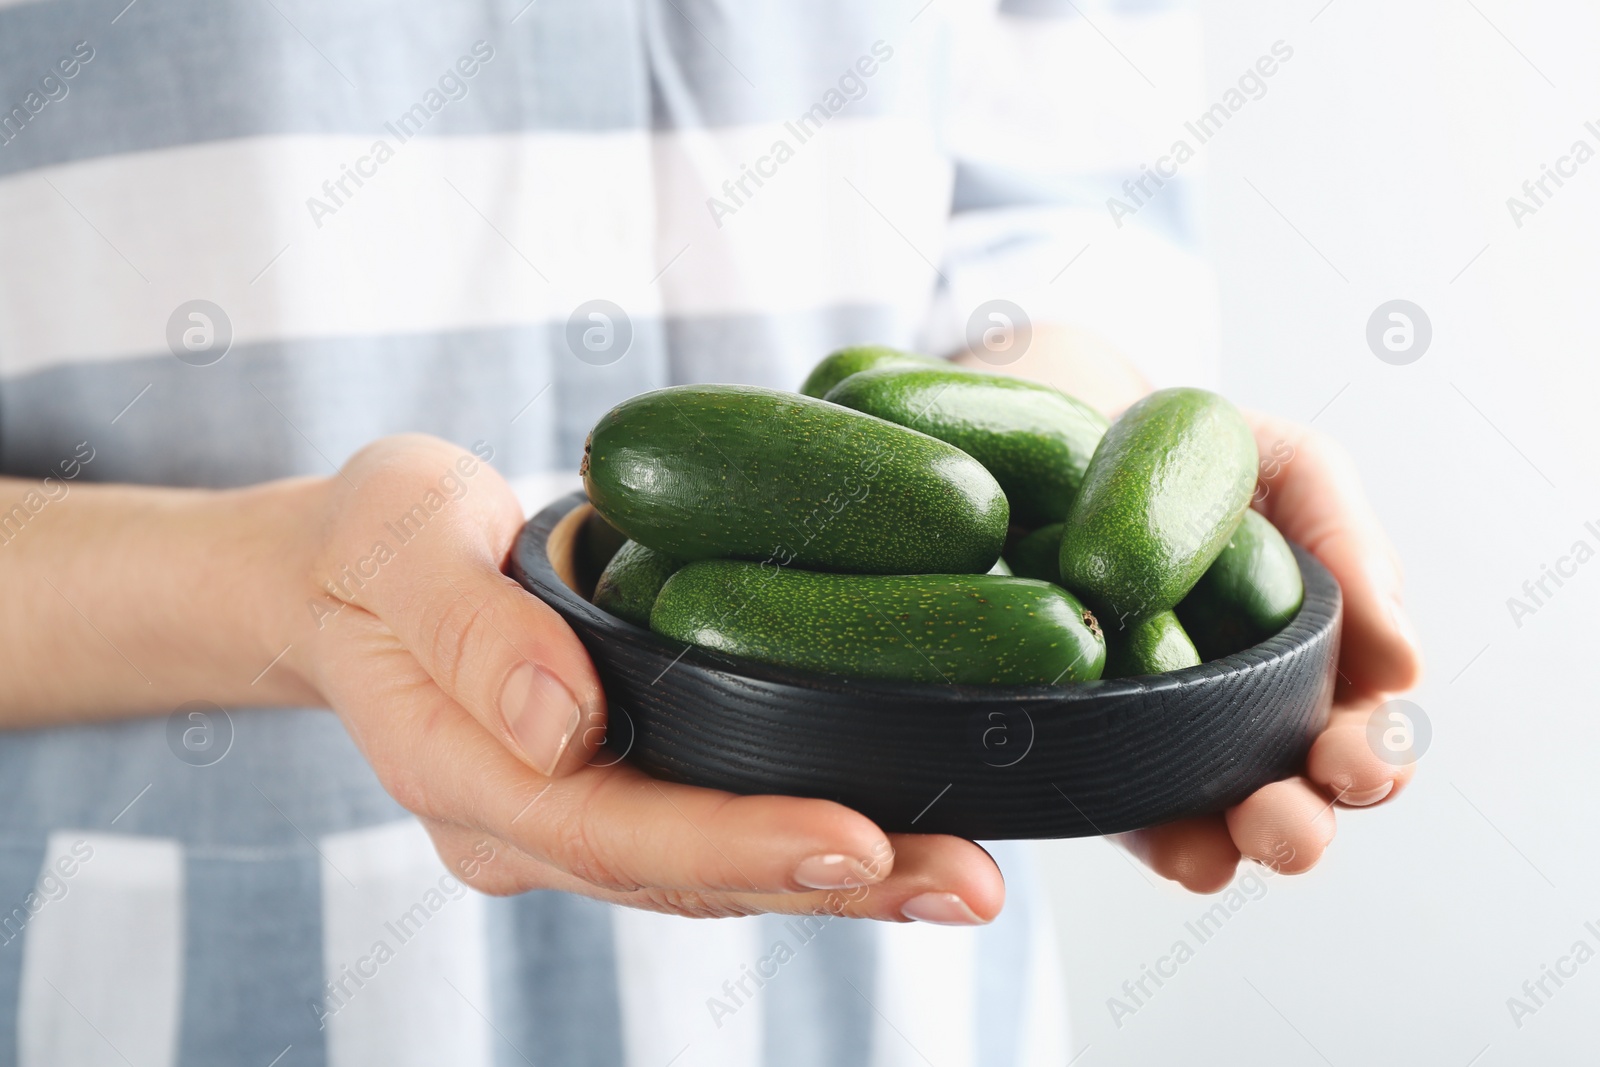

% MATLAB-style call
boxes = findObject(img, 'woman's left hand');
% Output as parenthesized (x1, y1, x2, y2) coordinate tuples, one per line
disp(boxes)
(1117, 411, 1424, 890)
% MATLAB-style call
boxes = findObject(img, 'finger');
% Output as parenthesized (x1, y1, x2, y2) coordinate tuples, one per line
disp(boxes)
(1303, 525, 1422, 698)
(655, 833, 1005, 923)
(443, 831, 1004, 925)
(540, 768, 903, 895)
(320, 435, 605, 776)
(1223, 777, 1336, 875)
(423, 798, 1003, 923)
(419, 820, 528, 894)
(425, 794, 1003, 923)
(1306, 701, 1417, 808)
(327, 637, 902, 895)
(1117, 816, 1241, 894)
(1247, 414, 1423, 695)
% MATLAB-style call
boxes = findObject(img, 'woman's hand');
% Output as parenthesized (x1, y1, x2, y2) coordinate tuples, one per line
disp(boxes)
(958, 326, 1424, 892)
(1115, 412, 1424, 890)
(273, 435, 1004, 923)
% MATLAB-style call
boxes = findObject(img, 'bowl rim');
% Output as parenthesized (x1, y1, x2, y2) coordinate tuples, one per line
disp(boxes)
(512, 491, 1341, 707)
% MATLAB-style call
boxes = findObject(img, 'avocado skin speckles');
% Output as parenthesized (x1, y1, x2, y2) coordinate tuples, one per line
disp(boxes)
(583, 385, 1008, 575)
(1177, 509, 1305, 660)
(650, 561, 1105, 685)
(592, 541, 683, 628)
(1005, 523, 1065, 584)
(798, 345, 940, 399)
(1059, 388, 1258, 623)
(1102, 610, 1201, 679)
(825, 365, 1108, 525)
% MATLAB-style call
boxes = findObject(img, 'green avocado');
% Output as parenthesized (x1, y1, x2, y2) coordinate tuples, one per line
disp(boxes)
(1102, 611, 1201, 679)
(798, 345, 940, 399)
(592, 540, 683, 628)
(824, 365, 1108, 524)
(650, 561, 1105, 685)
(1005, 523, 1065, 583)
(582, 385, 1008, 574)
(1058, 388, 1258, 624)
(1177, 509, 1304, 660)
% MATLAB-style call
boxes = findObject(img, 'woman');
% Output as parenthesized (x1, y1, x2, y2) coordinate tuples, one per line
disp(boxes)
(0, 1, 1420, 1062)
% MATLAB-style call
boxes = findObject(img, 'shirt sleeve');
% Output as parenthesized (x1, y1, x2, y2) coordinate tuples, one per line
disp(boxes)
(920, 0, 1220, 389)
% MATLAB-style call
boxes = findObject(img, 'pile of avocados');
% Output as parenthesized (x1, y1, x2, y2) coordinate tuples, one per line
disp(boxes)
(578, 345, 1304, 685)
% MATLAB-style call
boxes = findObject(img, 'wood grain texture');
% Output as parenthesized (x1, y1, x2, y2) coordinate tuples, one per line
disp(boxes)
(509, 494, 1340, 840)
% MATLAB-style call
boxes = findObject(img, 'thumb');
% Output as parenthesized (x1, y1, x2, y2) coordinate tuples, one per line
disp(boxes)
(319, 436, 606, 776)
(1248, 414, 1422, 695)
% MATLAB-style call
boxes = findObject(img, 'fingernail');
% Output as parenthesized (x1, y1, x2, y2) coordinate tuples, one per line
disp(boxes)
(793, 853, 874, 891)
(900, 892, 986, 926)
(1341, 780, 1395, 807)
(501, 662, 583, 776)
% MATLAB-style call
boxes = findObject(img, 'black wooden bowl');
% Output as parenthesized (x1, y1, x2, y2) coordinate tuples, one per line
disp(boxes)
(509, 492, 1340, 840)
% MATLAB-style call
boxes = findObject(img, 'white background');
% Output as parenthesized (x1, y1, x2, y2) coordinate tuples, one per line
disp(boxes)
(1038, 1, 1600, 1063)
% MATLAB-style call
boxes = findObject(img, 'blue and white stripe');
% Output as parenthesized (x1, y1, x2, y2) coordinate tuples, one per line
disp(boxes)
(0, 0, 1210, 1060)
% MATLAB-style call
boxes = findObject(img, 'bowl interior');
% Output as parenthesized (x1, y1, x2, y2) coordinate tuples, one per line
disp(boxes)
(545, 501, 595, 596)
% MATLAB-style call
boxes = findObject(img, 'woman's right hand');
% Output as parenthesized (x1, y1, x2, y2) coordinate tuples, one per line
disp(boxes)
(268, 434, 1003, 925)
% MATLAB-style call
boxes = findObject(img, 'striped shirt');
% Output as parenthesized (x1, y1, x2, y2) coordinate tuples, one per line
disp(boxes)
(0, 0, 1211, 1063)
